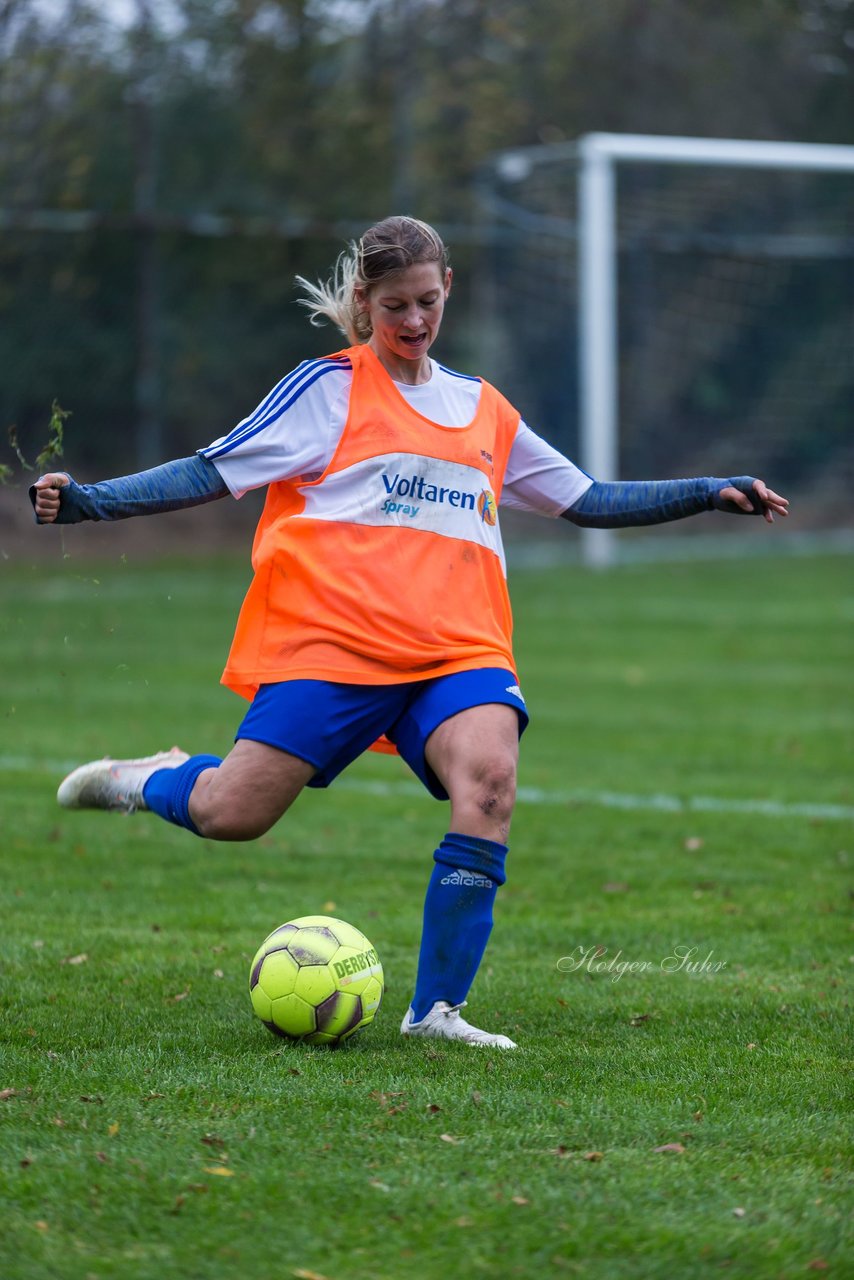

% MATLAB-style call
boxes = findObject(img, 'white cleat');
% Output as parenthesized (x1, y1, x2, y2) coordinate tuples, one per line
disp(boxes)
(400, 1000, 517, 1049)
(57, 747, 189, 813)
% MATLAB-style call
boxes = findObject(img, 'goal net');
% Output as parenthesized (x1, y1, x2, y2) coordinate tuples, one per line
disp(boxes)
(476, 134, 854, 564)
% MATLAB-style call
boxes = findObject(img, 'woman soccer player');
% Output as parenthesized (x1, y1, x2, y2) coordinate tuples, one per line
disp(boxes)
(33, 215, 788, 1049)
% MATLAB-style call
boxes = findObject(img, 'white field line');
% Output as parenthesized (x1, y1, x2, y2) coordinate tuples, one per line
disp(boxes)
(2, 754, 852, 822)
(336, 778, 854, 822)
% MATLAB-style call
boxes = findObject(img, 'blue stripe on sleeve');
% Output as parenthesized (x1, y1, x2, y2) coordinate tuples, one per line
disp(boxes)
(240, 360, 314, 430)
(201, 356, 351, 459)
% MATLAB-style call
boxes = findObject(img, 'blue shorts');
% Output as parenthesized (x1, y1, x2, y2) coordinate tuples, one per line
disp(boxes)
(235, 668, 528, 801)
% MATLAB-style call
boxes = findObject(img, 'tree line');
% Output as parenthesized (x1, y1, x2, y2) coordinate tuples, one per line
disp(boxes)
(1, 0, 851, 478)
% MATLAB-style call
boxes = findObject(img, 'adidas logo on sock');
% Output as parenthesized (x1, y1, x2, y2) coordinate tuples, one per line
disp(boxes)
(440, 868, 494, 888)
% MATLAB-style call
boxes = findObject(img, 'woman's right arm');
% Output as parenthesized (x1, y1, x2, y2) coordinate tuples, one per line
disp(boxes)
(33, 357, 352, 525)
(30, 455, 229, 525)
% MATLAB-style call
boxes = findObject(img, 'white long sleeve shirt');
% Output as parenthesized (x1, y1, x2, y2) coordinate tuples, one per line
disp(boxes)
(201, 357, 592, 517)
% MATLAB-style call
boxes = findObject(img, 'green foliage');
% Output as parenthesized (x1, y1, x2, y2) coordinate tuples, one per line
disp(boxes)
(34, 400, 70, 473)
(1, 402, 70, 485)
(0, 552, 851, 1278)
(7, 424, 31, 471)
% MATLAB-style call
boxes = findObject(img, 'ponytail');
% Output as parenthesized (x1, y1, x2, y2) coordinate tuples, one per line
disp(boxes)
(295, 245, 367, 345)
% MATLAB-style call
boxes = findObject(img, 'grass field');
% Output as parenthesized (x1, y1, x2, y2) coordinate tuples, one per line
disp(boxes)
(1, 547, 851, 1280)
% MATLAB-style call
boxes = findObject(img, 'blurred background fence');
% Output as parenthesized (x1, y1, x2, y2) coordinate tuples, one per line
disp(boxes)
(1, 0, 852, 553)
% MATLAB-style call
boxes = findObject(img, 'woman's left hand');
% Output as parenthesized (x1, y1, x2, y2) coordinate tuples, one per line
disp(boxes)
(717, 479, 789, 523)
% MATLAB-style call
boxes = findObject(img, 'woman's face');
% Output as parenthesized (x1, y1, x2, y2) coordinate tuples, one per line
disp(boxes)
(360, 261, 452, 375)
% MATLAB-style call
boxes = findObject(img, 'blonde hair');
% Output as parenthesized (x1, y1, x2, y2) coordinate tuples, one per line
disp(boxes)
(295, 216, 449, 344)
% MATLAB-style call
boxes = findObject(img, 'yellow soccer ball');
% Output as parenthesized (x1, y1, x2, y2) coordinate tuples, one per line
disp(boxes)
(249, 915, 383, 1047)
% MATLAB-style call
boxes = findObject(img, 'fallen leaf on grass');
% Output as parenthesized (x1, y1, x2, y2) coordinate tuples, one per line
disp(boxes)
(511, 1195, 529, 1205)
(293, 1270, 332, 1280)
(806, 1262, 829, 1272)
(368, 1179, 390, 1192)
(141, 1092, 165, 1103)
(653, 1143, 686, 1155)
(630, 1014, 651, 1026)
(732, 1207, 746, 1218)
(107, 1123, 120, 1137)
(0, 1088, 18, 1101)
(583, 1151, 604, 1162)
(95, 1152, 109, 1164)
(370, 1090, 407, 1114)
(61, 953, 88, 966)
(454, 1216, 472, 1227)
(169, 1194, 186, 1215)
(439, 1133, 462, 1144)
(203, 1165, 235, 1177)
(426, 1102, 441, 1113)
(684, 836, 704, 851)
(201, 1134, 225, 1148)
(34, 1221, 49, 1232)
(602, 882, 629, 893)
(169, 989, 190, 1002)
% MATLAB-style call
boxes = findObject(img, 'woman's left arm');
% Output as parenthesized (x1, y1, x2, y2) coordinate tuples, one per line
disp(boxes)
(499, 423, 789, 526)
(562, 475, 789, 528)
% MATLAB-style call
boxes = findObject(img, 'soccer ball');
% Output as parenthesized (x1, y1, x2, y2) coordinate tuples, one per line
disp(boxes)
(249, 915, 383, 1047)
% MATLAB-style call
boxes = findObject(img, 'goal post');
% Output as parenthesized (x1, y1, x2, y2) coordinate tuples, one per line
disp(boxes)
(577, 133, 854, 568)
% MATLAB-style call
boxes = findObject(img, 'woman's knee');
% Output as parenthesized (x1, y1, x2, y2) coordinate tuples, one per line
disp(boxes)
(187, 742, 312, 841)
(188, 772, 279, 842)
(455, 753, 518, 826)
(191, 797, 275, 842)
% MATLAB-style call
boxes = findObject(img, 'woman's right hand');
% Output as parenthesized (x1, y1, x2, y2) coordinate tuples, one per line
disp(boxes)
(32, 473, 70, 524)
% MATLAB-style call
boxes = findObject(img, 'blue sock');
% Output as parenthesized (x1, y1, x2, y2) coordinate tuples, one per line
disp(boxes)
(410, 832, 508, 1023)
(142, 755, 221, 836)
